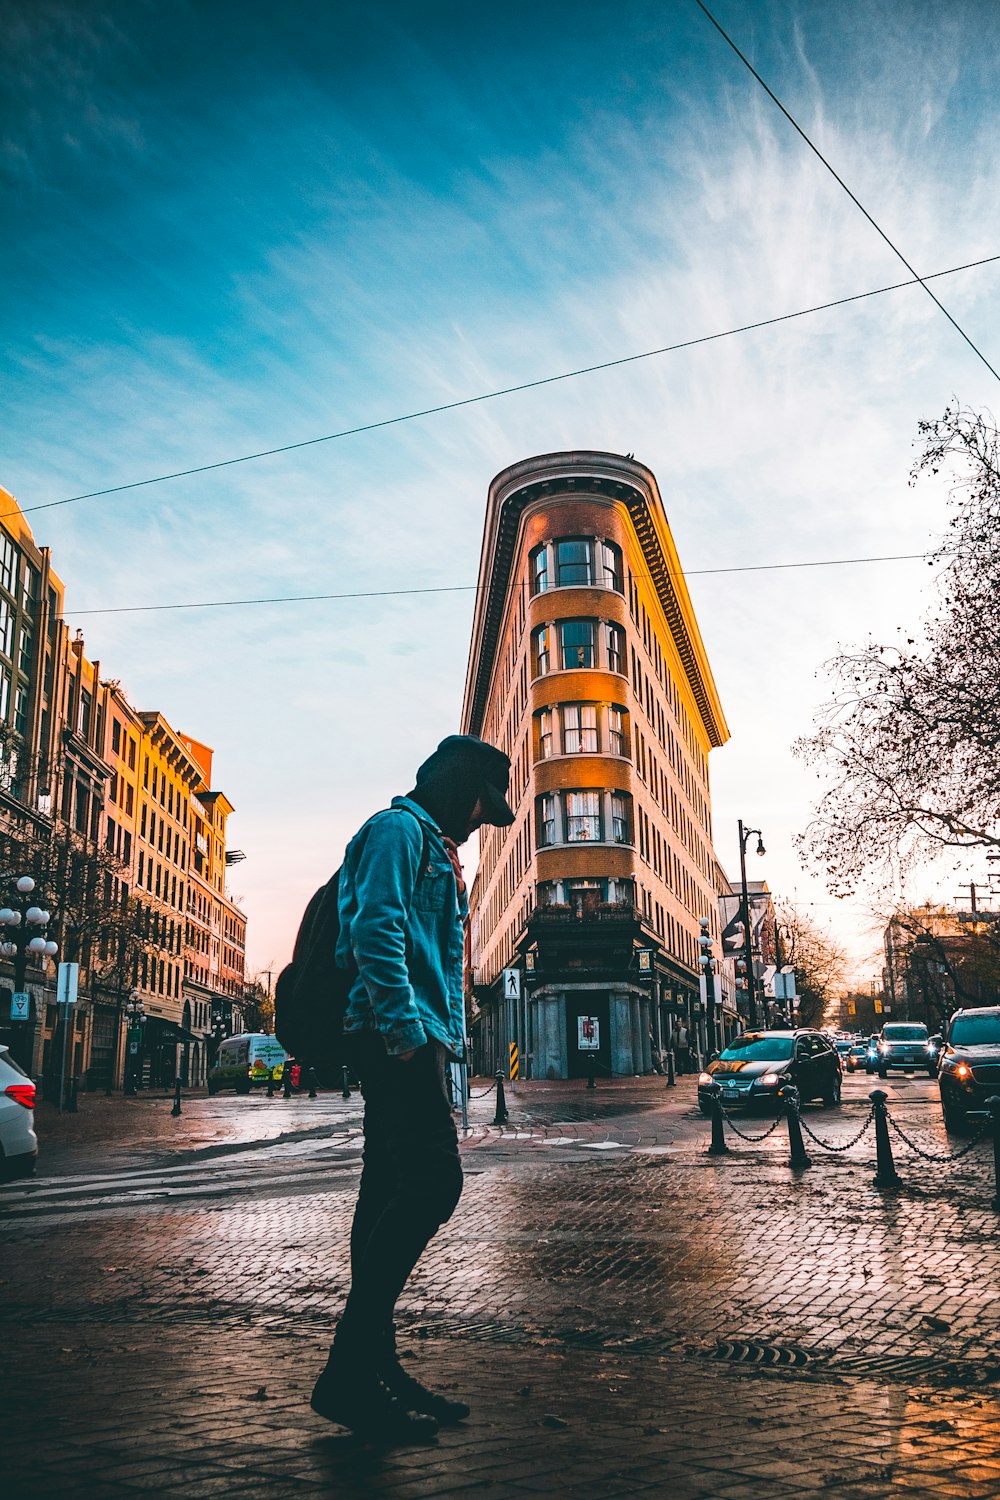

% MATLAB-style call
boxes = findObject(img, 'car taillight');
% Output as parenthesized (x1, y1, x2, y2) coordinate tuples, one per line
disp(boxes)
(6, 1083, 35, 1108)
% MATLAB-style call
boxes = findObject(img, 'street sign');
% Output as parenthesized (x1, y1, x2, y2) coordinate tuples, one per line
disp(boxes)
(57, 962, 79, 1007)
(577, 1016, 600, 1051)
(502, 967, 521, 1000)
(11, 991, 30, 1021)
(637, 949, 653, 973)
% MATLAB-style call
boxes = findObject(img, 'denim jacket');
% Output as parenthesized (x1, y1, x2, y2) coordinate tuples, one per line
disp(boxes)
(337, 796, 468, 1058)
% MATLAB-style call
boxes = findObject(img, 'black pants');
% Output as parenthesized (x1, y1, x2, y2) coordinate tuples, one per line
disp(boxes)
(334, 1032, 463, 1360)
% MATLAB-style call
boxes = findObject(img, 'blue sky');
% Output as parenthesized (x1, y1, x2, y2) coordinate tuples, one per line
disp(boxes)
(3, 0, 999, 981)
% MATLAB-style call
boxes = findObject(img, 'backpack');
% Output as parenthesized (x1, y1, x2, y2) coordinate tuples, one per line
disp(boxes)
(273, 869, 355, 1074)
(272, 808, 428, 1074)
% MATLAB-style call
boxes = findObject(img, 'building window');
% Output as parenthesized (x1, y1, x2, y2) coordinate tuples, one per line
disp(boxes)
(0, 535, 17, 596)
(13, 685, 28, 736)
(538, 793, 556, 847)
(556, 538, 593, 587)
(530, 545, 549, 595)
(559, 619, 595, 669)
(601, 541, 623, 592)
(562, 703, 598, 753)
(611, 792, 631, 844)
(608, 706, 627, 756)
(565, 790, 601, 842)
(80, 688, 92, 739)
(606, 623, 625, 674)
(0, 666, 10, 722)
(566, 879, 603, 917)
(111, 719, 121, 755)
(532, 625, 551, 677)
(537, 709, 553, 759)
(0, 599, 12, 659)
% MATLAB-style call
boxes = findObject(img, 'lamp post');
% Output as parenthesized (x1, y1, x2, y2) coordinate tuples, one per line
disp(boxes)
(737, 821, 766, 1029)
(123, 991, 145, 1096)
(0, 875, 58, 1075)
(698, 916, 718, 1056)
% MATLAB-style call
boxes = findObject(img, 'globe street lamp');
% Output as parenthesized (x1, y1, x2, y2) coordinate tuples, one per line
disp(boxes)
(737, 821, 766, 1029)
(0, 875, 58, 1073)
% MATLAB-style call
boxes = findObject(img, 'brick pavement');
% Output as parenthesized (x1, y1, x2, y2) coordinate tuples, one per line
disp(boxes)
(5, 1075, 1000, 1497)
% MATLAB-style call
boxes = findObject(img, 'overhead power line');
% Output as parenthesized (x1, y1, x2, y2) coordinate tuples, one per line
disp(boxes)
(691, 0, 1000, 384)
(65, 549, 930, 618)
(10, 252, 999, 525)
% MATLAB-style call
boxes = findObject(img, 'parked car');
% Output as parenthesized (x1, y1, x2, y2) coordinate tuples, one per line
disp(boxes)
(938, 1007, 1000, 1132)
(208, 1033, 288, 1095)
(876, 1022, 933, 1077)
(698, 1030, 842, 1113)
(0, 1046, 38, 1180)
(846, 1042, 869, 1072)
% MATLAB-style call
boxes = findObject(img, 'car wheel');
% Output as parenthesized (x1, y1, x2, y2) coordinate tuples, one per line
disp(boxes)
(823, 1074, 842, 1107)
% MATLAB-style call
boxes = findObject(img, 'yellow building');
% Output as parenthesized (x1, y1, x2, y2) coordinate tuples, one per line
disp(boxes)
(462, 451, 729, 1079)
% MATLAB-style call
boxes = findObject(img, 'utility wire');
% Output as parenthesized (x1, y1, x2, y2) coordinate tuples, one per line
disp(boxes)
(12, 252, 999, 525)
(691, 0, 1000, 383)
(65, 550, 930, 618)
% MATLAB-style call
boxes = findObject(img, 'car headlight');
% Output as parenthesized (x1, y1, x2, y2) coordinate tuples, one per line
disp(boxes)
(758, 1073, 781, 1087)
(698, 1072, 713, 1085)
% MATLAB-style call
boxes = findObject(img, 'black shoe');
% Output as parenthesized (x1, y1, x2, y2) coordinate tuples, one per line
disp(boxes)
(311, 1365, 439, 1443)
(379, 1359, 471, 1425)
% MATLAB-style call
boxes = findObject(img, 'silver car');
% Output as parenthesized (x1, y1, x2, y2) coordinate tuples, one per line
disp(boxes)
(0, 1045, 38, 1180)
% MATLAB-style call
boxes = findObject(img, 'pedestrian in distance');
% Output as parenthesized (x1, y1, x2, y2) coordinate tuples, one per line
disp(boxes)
(674, 1022, 690, 1076)
(310, 735, 515, 1444)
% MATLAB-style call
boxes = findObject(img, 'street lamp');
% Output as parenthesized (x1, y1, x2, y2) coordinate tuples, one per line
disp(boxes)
(0, 874, 58, 1073)
(737, 821, 766, 1029)
(123, 991, 146, 1096)
(698, 916, 719, 1056)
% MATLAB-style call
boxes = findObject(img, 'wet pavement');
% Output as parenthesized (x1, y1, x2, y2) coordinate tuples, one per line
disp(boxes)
(5, 1071, 1000, 1497)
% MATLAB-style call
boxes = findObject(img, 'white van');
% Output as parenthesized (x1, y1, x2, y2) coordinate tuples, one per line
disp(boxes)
(208, 1033, 288, 1095)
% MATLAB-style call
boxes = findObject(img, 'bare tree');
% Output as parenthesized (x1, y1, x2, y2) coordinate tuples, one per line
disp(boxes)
(795, 405, 1000, 895)
(883, 904, 1000, 1026)
(775, 903, 848, 1028)
(240, 973, 274, 1034)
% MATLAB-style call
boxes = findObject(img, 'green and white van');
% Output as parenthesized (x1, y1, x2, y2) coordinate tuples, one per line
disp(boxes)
(208, 1033, 288, 1095)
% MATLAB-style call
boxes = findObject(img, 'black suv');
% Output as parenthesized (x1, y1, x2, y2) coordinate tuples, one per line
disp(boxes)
(938, 1007, 1000, 1131)
(875, 1021, 933, 1077)
(698, 1029, 842, 1113)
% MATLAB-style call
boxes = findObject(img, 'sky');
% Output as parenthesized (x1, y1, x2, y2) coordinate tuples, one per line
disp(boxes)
(2, 0, 999, 986)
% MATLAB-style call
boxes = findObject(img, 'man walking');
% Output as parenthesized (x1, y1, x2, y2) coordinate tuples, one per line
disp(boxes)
(311, 735, 515, 1442)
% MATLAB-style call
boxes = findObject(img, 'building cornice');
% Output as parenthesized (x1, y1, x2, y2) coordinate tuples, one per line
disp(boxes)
(461, 452, 729, 749)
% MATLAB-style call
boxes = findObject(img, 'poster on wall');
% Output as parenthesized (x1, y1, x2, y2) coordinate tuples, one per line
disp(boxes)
(577, 1016, 600, 1051)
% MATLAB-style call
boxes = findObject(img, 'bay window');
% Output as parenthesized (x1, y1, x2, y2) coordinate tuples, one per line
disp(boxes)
(565, 790, 601, 842)
(562, 703, 598, 753)
(559, 619, 596, 669)
(556, 538, 594, 586)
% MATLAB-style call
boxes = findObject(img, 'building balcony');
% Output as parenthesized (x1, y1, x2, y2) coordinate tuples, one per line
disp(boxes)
(530, 899, 638, 924)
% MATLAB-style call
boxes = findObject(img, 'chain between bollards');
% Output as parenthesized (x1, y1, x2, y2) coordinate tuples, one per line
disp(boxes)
(171, 1078, 182, 1117)
(870, 1089, 901, 1188)
(493, 1069, 509, 1125)
(778, 1085, 811, 1169)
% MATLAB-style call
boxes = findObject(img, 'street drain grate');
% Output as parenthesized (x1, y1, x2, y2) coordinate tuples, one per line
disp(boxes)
(830, 1353, 1000, 1387)
(708, 1340, 812, 1369)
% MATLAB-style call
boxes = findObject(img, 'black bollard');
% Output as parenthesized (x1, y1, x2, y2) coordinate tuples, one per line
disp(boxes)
(266, 1071, 275, 1098)
(68, 1076, 78, 1113)
(987, 1097, 1000, 1211)
(342, 1065, 351, 1100)
(283, 1064, 293, 1099)
(779, 1085, 811, 1169)
(171, 1078, 182, 1118)
(665, 1047, 675, 1088)
(308, 1067, 318, 1099)
(493, 1069, 509, 1125)
(586, 1054, 596, 1090)
(870, 1089, 901, 1188)
(706, 1083, 728, 1156)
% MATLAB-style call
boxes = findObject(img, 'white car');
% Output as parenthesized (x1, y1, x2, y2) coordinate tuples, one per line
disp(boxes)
(0, 1045, 38, 1180)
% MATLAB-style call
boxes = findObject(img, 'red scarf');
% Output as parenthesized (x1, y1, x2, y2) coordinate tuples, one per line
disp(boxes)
(441, 836, 466, 898)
